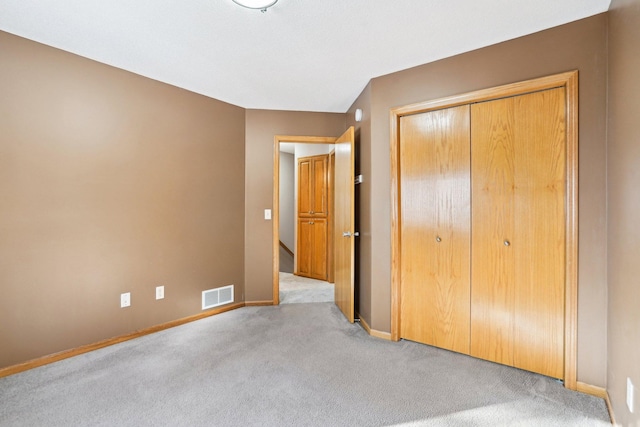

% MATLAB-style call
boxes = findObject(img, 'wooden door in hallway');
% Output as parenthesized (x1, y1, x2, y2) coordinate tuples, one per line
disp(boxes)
(297, 154, 329, 280)
(334, 127, 356, 323)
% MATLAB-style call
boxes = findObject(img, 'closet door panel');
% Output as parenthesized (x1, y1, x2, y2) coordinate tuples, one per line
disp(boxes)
(471, 88, 566, 379)
(312, 156, 328, 216)
(512, 88, 566, 379)
(310, 218, 328, 280)
(297, 219, 312, 277)
(400, 105, 471, 355)
(298, 159, 312, 216)
(469, 98, 517, 366)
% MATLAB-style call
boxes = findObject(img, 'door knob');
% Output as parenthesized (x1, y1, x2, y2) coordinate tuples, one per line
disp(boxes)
(436, 236, 442, 243)
(504, 240, 510, 246)
(343, 232, 360, 238)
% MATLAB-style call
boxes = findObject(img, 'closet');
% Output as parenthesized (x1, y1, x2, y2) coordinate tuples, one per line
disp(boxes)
(297, 154, 329, 280)
(392, 73, 577, 382)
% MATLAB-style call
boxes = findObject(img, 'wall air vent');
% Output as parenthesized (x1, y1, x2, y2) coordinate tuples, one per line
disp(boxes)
(202, 285, 234, 310)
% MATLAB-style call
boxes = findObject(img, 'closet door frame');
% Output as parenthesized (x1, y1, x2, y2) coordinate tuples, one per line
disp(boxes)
(389, 71, 578, 390)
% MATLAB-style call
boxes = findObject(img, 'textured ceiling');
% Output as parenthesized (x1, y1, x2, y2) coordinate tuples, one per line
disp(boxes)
(0, 0, 611, 112)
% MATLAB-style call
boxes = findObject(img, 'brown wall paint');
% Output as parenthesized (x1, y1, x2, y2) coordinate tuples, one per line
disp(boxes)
(346, 83, 372, 325)
(244, 110, 346, 302)
(350, 15, 608, 386)
(607, 1, 640, 424)
(0, 31, 246, 369)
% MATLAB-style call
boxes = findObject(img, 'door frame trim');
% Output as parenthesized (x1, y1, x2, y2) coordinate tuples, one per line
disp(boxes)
(273, 135, 337, 305)
(389, 71, 579, 390)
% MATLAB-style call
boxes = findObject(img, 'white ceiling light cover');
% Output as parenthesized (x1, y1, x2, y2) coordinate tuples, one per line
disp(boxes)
(232, 0, 278, 10)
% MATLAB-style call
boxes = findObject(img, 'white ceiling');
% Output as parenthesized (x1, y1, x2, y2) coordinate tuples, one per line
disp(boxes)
(0, 0, 611, 113)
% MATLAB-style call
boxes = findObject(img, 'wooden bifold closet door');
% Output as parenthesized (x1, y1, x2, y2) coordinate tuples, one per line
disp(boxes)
(470, 88, 566, 379)
(398, 86, 567, 380)
(400, 105, 471, 355)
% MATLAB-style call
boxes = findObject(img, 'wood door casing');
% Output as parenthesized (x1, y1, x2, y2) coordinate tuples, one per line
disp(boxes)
(400, 105, 471, 354)
(470, 87, 566, 379)
(328, 151, 335, 284)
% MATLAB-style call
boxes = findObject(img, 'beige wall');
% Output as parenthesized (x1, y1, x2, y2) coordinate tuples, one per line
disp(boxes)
(350, 15, 608, 386)
(278, 152, 295, 251)
(607, 0, 640, 424)
(346, 83, 372, 324)
(244, 110, 346, 302)
(0, 31, 246, 369)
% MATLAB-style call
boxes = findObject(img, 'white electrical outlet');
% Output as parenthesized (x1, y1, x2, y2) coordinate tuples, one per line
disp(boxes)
(120, 292, 130, 308)
(156, 286, 165, 300)
(628, 377, 635, 413)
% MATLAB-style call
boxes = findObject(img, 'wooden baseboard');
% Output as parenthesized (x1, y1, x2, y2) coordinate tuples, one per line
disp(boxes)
(576, 382, 616, 425)
(245, 300, 275, 306)
(357, 314, 392, 341)
(279, 240, 294, 257)
(0, 302, 245, 379)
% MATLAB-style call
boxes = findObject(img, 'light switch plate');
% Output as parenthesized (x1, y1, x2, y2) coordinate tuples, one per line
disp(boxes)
(120, 292, 130, 308)
(156, 286, 164, 300)
(264, 209, 272, 220)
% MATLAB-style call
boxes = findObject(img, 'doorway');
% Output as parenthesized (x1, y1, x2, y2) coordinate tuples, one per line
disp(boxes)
(273, 135, 335, 305)
(273, 128, 356, 322)
(279, 142, 334, 304)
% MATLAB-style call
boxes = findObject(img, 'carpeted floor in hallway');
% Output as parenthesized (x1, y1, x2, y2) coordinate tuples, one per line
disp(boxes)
(279, 271, 334, 304)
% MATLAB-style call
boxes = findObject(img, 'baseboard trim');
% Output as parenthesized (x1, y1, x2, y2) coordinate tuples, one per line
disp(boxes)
(0, 302, 245, 379)
(245, 300, 275, 306)
(279, 240, 294, 257)
(357, 314, 392, 341)
(576, 382, 616, 425)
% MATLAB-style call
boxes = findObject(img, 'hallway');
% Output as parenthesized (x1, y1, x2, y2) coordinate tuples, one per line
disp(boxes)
(278, 272, 333, 304)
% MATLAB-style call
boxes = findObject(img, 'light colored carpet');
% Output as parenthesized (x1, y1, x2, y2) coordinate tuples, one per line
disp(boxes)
(0, 303, 610, 426)
(279, 272, 334, 304)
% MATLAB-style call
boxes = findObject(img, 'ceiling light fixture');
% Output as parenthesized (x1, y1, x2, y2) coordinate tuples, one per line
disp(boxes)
(232, 0, 278, 12)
